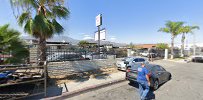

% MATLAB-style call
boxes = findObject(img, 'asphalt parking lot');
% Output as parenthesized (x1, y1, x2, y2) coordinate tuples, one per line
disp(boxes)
(68, 60, 203, 100)
(151, 60, 203, 100)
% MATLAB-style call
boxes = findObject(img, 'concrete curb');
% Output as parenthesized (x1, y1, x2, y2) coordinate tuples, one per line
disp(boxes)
(45, 78, 126, 100)
(164, 59, 189, 63)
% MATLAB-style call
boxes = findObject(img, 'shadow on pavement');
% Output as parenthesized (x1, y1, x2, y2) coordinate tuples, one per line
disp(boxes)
(24, 82, 63, 100)
(128, 81, 155, 100)
(0, 82, 63, 100)
(31, 68, 112, 99)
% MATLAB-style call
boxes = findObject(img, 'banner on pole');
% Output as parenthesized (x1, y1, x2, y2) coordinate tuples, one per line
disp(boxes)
(96, 14, 102, 27)
(95, 29, 106, 41)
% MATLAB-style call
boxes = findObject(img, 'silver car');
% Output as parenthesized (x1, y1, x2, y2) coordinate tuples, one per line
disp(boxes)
(116, 57, 149, 71)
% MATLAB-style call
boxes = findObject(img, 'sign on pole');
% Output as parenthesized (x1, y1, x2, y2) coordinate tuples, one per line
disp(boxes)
(95, 29, 106, 41)
(96, 14, 102, 27)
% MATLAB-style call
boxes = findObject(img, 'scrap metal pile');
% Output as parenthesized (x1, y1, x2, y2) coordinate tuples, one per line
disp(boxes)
(0, 68, 44, 84)
(0, 65, 45, 99)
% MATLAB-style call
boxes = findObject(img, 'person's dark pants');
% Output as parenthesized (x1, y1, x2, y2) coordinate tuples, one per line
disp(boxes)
(137, 80, 149, 100)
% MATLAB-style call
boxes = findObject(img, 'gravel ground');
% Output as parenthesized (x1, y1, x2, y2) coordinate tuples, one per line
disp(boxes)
(67, 60, 203, 100)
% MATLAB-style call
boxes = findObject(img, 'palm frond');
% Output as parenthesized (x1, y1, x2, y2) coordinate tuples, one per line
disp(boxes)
(24, 19, 33, 34)
(158, 28, 170, 33)
(52, 19, 64, 34)
(0, 24, 9, 32)
(191, 26, 200, 30)
(52, 6, 70, 19)
(33, 14, 49, 33)
(18, 12, 30, 26)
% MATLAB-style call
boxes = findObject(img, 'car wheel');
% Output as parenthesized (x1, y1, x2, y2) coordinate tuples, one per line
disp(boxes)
(153, 80, 159, 90)
(129, 80, 135, 84)
(168, 74, 172, 81)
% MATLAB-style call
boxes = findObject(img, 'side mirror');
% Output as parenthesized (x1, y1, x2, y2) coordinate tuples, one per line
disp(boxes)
(124, 61, 129, 65)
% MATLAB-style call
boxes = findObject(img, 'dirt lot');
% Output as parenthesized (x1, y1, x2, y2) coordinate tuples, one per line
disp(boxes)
(49, 66, 119, 85)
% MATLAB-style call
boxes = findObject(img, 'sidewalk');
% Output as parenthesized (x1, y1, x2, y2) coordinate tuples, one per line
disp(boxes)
(45, 71, 126, 100)
(163, 59, 189, 63)
(60, 71, 125, 93)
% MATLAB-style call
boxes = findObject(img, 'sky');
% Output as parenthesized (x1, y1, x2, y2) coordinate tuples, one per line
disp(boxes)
(0, 0, 203, 45)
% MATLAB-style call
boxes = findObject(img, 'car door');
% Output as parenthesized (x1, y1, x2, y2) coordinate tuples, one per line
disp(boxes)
(129, 58, 139, 69)
(158, 65, 170, 82)
(153, 65, 165, 83)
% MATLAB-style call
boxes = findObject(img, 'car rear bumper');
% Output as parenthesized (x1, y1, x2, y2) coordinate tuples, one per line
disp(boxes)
(126, 76, 154, 88)
(125, 75, 137, 82)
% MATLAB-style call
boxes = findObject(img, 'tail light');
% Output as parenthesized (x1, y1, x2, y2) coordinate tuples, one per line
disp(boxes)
(147, 72, 152, 77)
(127, 68, 131, 72)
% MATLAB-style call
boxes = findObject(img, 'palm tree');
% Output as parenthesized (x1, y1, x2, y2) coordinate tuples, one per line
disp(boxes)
(179, 26, 199, 57)
(0, 24, 29, 64)
(10, 0, 70, 65)
(158, 21, 184, 59)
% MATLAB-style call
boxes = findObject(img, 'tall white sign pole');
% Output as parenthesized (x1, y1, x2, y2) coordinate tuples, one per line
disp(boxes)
(96, 14, 102, 59)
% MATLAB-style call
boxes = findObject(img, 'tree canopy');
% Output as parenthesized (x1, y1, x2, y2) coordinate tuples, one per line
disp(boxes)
(156, 43, 169, 50)
(158, 21, 184, 59)
(10, 0, 70, 63)
(0, 24, 29, 64)
(78, 40, 90, 48)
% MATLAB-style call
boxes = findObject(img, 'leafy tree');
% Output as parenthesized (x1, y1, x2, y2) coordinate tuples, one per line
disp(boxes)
(156, 43, 169, 50)
(0, 24, 29, 64)
(78, 40, 90, 58)
(158, 21, 184, 59)
(78, 40, 90, 48)
(10, 0, 70, 65)
(128, 42, 134, 49)
(179, 25, 199, 57)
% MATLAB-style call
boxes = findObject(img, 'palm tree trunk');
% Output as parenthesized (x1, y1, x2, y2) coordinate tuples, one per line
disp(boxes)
(171, 35, 174, 59)
(181, 33, 185, 57)
(38, 37, 46, 65)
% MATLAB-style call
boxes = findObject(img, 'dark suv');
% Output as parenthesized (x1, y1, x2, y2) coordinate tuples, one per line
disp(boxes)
(125, 63, 171, 90)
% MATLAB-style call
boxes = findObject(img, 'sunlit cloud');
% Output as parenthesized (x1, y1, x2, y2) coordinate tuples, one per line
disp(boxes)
(83, 34, 93, 40)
